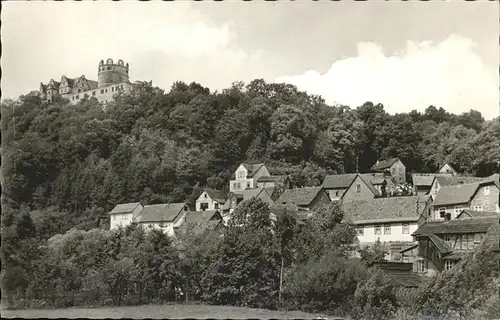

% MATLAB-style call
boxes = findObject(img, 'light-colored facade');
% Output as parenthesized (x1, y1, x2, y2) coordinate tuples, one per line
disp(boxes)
(438, 163, 458, 175)
(195, 189, 226, 211)
(229, 163, 270, 193)
(39, 58, 133, 105)
(356, 221, 419, 244)
(371, 158, 406, 185)
(109, 202, 143, 230)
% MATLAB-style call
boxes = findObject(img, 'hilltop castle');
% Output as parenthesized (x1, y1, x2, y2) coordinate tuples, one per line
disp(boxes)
(39, 58, 133, 104)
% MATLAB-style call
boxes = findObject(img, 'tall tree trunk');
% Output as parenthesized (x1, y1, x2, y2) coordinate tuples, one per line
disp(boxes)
(279, 256, 284, 310)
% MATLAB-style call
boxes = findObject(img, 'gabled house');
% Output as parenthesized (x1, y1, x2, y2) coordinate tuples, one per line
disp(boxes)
(341, 195, 431, 261)
(431, 176, 500, 221)
(342, 174, 380, 202)
(409, 216, 498, 276)
(109, 202, 143, 230)
(221, 187, 274, 222)
(135, 203, 189, 236)
(174, 210, 223, 238)
(196, 188, 227, 211)
(229, 163, 270, 193)
(411, 173, 453, 196)
(371, 157, 406, 184)
(438, 163, 458, 176)
(256, 175, 291, 199)
(322, 173, 358, 201)
(428, 175, 489, 200)
(276, 186, 330, 212)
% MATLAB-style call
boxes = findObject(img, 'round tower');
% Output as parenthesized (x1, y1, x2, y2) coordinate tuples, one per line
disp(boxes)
(97, 58, 129, 88)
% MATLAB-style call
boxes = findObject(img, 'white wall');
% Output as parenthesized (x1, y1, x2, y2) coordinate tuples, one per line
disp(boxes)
(110, 212, 133, 230)
(356, 221, 418, 243)
(196, 191, 222, 211)
(138, 222, 175, 237)
(64, 82, 132, 105)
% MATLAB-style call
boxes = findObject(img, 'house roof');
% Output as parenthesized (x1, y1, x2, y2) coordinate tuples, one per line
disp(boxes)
(433, 177, 498, 206)
(357, 174, 383, 196)
(412, 216, 497, 236)
(109, 202, 141, 215)
(322, 173, 358, 189)
(341, 195, 428, 224)
(429, 234, 452, 254)
(175, 210, 222, 236)
(234, 187, 266, 199)
(204, 188, 227, 203)
(276, 187, 324, 206)
(371, 158, 400, 171)
(135, 202, 186, 223)
(438, 163, 458, 175)
(456, 209, 499, 219)
(241, 163, 266, 178)
(412, 173, 452, 187)
(435, 175, 488, 187)
(256, 175, 287, 183)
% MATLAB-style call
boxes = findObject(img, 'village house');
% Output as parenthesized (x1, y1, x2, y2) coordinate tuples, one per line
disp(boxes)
(229, 163, 270, 192)
(371, 157, 406, 185)
(195, 188, 227, 211)
(222, 187, 274, 218)
(174, 210, 223, 238)
(323, 173, 396, 202)
(428, 175, 489, 200)
(408, 215, 498, 276)
(430, 175, 500, 221)
(134, 203, 189, 237)
(255, 175, 291, 200)
(411, 173, 453, 196)
(437, 163, 459, 175)
(109, 202, 143, 230)
(342, 195, 431, 261)
(276, 186, 330, 212)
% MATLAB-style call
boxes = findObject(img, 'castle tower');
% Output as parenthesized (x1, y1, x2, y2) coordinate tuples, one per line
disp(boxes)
(97, 58, 129, 88)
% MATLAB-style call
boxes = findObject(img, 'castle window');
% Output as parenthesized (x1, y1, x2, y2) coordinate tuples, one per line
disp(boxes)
(107, 66, 111, 70)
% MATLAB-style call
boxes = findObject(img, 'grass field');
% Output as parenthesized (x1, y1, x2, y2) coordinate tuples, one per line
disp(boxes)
(2, 303, 343, 319)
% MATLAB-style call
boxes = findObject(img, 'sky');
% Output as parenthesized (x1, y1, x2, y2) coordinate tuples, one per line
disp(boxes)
(2, 1, 499, 119)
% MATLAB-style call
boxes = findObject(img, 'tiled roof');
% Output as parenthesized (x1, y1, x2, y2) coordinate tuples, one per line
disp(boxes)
(371, 158, 400, 171)
(433, 177, 498, 206)
(234, 187, 266, 199)
(276, 187, 324, 206)
(87, 79, 99, 90)
(136, 202, 186, 223)
(412, 173, 452, 187)
(435, 175, 487, 187)
(456, 209, 499, 219)
(241, 163, 266, 178)
(322, 174, 358, 189)
(412, 217, 497, 236)
(205, 188, 227, 203)
(257, 175, 287, 183)
(429, 234, 452, 254)
(109, 202, 141, 215)
(175, 210, 222, 235)
(341, 195, 427, 224)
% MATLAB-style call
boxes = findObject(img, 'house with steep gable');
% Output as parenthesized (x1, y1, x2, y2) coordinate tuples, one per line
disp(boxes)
(174, 210, 223, 238)
(409, 215, 498, 276)
(411, 173, 453, 196)
(342, 195, 430, 261)
(371, 157, 406, 184)
(135, 202, 189, 236)
(438, 163, 458, 175)
(229, 163, 270, 193)
(109, 202, 143, 230)
(222, 187, 274, 218)
(276, 186, 330, 212)
(196, 188, 227, 211)
(428, 175, 488, 200)
(431, 176, 500, 221)
(342, 174, 380, 202)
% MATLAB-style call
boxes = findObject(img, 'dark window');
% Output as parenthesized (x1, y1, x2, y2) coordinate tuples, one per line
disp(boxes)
(107, 66, 111, 70)
(200, 203, 209, 211)
(92, 91, 96, 96)
(101, 89, 104, 94)
(215, 203, 219, 209)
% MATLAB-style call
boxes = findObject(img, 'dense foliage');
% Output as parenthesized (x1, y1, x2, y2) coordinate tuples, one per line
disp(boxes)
(2, 79, 499, 317)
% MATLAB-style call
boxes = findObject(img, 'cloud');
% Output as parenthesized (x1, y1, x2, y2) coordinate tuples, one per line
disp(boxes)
(1, 2, 264, 99)
(275, 35, 499, 119)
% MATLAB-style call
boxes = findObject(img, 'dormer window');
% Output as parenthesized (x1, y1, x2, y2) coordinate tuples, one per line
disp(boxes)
(237, 171, 245, 179)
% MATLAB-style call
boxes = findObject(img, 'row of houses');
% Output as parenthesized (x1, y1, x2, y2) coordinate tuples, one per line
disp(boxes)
(107, 158, 500, 285)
